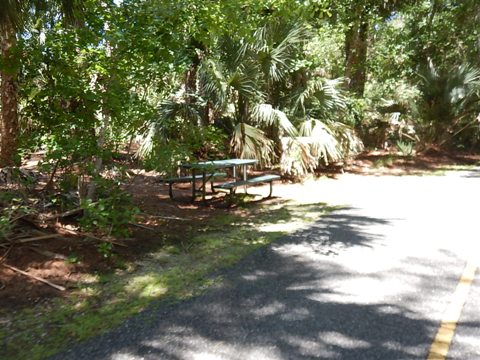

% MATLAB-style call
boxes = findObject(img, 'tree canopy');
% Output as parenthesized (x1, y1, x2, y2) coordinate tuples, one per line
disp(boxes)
(1, 0, 479, 222)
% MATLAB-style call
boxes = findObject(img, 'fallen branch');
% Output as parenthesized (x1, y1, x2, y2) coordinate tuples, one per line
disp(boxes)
(27, 247, 67, 260)
(9, 213, 29, 224)
(59, 227, 127, 247)
(140, 213, 187, 221)
(40, 207, 83, 221)
(42, 159, 60, 192)
(12, 233, 63, 244)
(0, 245, 13, 263)
(83, 233, 127, 247)
(129, 222, 155, 231)
(18, 216, 44, 230)
(3, 264, 66, 291)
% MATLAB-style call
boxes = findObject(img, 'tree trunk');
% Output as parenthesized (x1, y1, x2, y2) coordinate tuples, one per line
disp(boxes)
(85, 103, 109, 201)
(238, 93, 249, 124)
(202, 100, 213, 125)
(344, 8, 369, 97)
(185, 39, 205, 127)
(0, 21, 19, 167)
(86, 18, 111, 201)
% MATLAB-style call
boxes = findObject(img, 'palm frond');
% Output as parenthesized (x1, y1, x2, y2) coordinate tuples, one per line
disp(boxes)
(280, 137, 316, 177)
(231, 122, 274, 165)
(329, 122, 364, 157)
(298, 118, 342, 163)
(416, 61, 480, 145)
(136, 96, 201, 159)
(292, 77, 346, 117)
(218, 36, 247, 71)
(199, 58, 228, 111)
(251, 104, 297, 137)
(253, 22, 309, 84)
(228, 67, 264, 101)
(158, 97, 201, 125)
(136, 124, 156, 159)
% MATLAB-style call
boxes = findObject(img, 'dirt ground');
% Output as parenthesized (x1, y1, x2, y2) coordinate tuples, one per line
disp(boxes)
(1, 150, 479, 309)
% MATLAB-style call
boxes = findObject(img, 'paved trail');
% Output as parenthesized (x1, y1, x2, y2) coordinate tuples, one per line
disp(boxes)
(51, 170, 480, 359)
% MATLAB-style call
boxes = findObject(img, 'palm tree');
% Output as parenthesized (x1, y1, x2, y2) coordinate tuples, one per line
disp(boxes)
(0, 0, 81, 166)
(197, 21, 305, 165)
(416, 61, 480, 147)
(141, 20, 360, 175)
(281, 73, 363, 176)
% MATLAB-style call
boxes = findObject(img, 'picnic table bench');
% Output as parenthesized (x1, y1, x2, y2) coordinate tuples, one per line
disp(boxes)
(159, 172, 227, 199)
(213, 174, 281, 198)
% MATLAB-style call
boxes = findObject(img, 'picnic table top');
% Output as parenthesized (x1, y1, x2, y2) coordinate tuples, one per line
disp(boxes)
(181, 158, 257, 169)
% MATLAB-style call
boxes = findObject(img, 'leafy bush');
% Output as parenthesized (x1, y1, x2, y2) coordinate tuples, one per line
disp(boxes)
(140, 124, 228, 176)
(396, 140, 414, 157)
(80, 180, 139, 238)
(415, 61, 480, 148)
(0, 193, 32, 240)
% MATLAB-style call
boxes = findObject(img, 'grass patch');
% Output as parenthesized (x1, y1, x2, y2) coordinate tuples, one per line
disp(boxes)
(435, 163, 480, 172)
(0, 200, 336, 360)
(411, 163, 480, 177)
(373, 155, 396, 168)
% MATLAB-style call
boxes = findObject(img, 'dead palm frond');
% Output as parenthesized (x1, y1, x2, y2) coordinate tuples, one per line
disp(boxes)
(329, 121, 364, 157)
(231, 123, 274, 165)
(299, 118, 342, 164)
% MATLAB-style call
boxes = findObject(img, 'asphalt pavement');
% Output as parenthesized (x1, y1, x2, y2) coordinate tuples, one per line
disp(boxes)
(50, 169, 480, 360)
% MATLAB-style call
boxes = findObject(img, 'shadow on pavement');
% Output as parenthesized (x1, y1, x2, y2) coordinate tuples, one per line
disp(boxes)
(50, 208, 436, 360)
(280, 209, 388, 256)
(461, 168, 480, 178)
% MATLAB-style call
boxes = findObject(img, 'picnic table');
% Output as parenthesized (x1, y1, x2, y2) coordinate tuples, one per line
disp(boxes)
(181, 159, 257, 201)
(160, 158, 280, 202)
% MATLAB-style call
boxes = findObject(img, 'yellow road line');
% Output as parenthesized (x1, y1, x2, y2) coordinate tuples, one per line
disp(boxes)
(427, 261, 477, 360)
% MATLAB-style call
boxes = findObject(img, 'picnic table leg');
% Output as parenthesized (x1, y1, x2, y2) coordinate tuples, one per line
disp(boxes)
(202, 171, 206, 202)
(242, 164, 248, 194)
(191, 169, 196, 201)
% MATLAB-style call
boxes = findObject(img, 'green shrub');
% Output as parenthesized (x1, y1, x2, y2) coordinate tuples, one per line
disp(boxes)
(396, 140, 414, 157)
(80, 180, 139, 238)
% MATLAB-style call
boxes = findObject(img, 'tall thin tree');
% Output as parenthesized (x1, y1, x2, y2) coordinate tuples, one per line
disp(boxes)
(0, 0, 81, 166)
